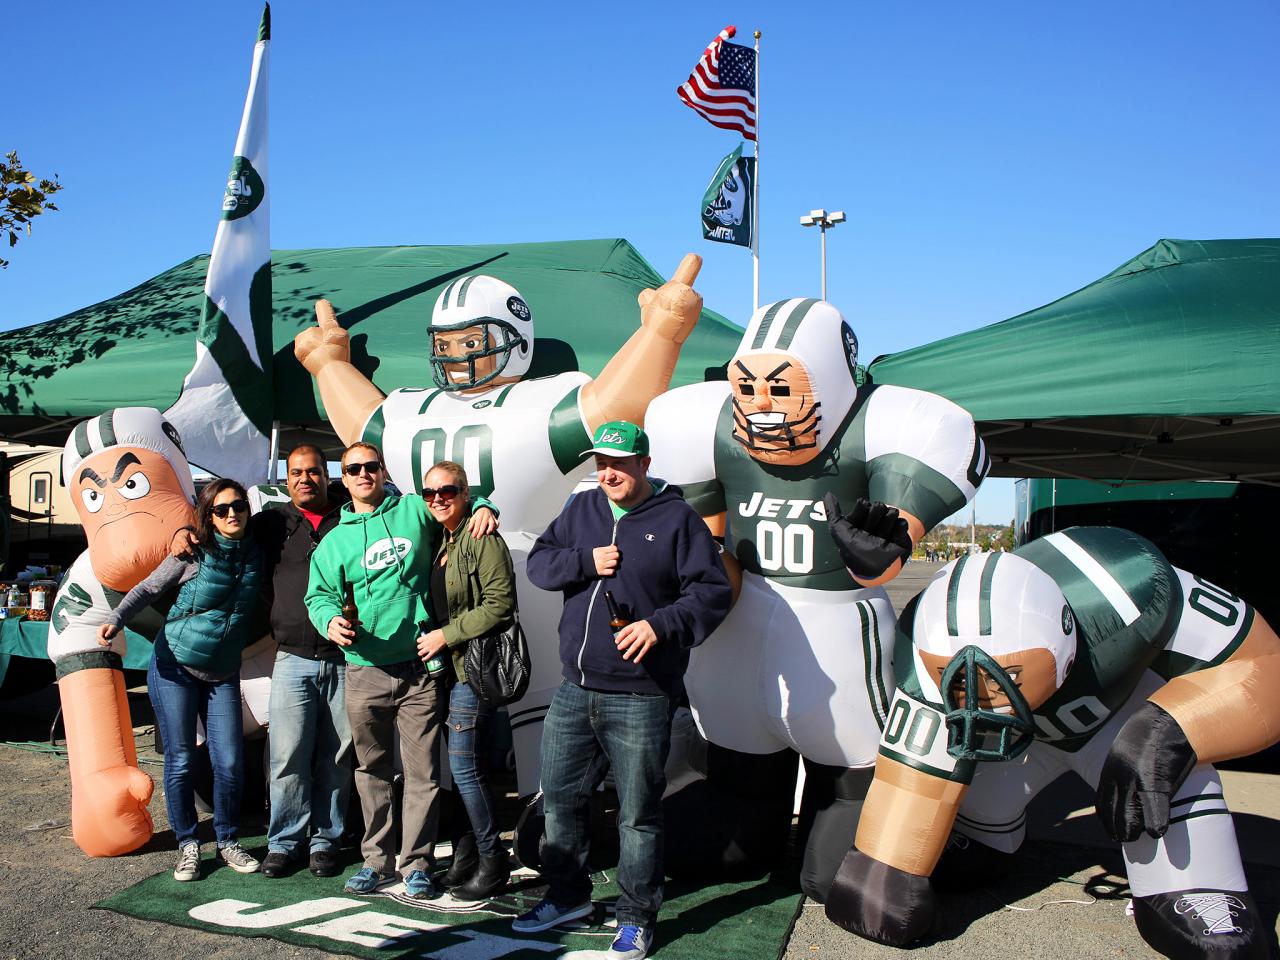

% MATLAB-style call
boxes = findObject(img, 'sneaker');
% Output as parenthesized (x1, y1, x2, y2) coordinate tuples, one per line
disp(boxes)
(511, 898, 594, 933)
(173, 842, 201, 882)
(607, 925, 652, 960)
(403, 869, 441, 900)
(344, 866, 397, 894)
(219, 842, 261, 874)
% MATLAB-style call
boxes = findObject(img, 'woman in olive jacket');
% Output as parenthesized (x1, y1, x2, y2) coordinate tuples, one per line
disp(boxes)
(415, 460, 517, 901)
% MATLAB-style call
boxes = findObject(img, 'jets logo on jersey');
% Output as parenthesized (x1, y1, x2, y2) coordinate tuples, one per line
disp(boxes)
(472, 400, 492, 409)
(737, 493, 827, 521)
(364, 537, 412, 570)
(1061, 605, 1074, 634)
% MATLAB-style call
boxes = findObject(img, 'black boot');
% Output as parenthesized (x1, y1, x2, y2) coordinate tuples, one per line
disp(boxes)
(452, 851, 512, 902)
(441, 832, 479, 889)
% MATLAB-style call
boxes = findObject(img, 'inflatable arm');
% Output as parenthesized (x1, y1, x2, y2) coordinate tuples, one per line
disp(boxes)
(293, 299, 385, 446)
(579, 253, 703, 431)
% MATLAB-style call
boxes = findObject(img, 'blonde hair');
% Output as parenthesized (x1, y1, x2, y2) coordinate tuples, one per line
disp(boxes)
(425, 460, 470, 498)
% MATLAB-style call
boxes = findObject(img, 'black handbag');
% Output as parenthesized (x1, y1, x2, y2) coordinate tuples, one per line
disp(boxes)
(463, 610, 531, 707)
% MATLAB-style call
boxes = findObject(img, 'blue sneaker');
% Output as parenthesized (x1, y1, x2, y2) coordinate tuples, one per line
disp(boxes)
(511, 897, 594, 933)
(403, 869, 440, 900)
(607, 925, 652, 960)
(343, 867, 396, 894)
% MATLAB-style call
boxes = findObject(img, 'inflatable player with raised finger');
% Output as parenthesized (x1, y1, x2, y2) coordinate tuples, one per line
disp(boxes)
(646, 297, 988, 899)
(294, 254, 708, 800)
(827, 527, 1279, 959)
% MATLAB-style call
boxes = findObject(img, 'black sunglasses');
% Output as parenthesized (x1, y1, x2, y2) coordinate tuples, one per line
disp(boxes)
(422, 485, 461, 501)
(344, 460, 382, 477)
(210, 499, 250, 518)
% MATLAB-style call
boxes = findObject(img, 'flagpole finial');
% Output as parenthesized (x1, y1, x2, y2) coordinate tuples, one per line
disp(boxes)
(754, 30, 761, 39)
(259, 3, 271, 42)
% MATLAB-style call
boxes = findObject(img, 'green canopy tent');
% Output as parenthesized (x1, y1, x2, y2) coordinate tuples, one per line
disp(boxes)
(867, 239, 1280, 486)
(0, 238, 744, 453)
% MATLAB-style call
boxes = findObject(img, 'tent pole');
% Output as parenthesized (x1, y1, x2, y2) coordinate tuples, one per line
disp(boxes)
(267, 421, 280, 483)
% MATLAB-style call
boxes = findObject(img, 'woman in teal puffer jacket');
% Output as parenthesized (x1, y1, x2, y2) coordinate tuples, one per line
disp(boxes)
(99, 479, 264, 882)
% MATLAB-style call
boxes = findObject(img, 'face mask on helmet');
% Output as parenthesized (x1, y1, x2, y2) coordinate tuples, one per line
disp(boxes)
(940, 645, 1038, 761)
(427, 274, 534, 391)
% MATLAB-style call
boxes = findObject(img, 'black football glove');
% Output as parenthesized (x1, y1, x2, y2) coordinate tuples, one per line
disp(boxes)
(825, 494, 912, 580)
(825, 848, 937, 947)
(1095, 701, 1197, 843)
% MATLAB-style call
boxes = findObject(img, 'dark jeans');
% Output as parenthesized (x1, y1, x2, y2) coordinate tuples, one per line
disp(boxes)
(446, 681, 500, 856)
(540, 680, 672, 927)
(148, 652, 244, 847)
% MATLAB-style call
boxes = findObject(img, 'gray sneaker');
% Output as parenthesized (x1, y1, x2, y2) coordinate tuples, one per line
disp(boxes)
(512, 898, 594, 933)
(174, 842, 201, 882)
(219, 842, 261, 874)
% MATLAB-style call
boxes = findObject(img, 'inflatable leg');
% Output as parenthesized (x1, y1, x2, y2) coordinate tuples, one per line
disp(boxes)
(59, 664, 154, 856)
(1133, 889, 1269, 959)
(663, 743, 798, 878)
(797, 760, 874, 902)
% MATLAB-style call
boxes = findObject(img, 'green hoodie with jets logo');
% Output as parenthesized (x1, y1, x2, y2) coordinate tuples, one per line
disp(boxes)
(304, 492, 494, 666)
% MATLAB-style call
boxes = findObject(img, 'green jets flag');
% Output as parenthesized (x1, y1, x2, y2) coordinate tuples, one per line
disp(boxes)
(165, 4, 273, 486)
(701, 143, 755, 248)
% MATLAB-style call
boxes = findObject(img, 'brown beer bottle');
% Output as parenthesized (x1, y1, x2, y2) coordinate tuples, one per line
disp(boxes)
(605, 590, 629, 637)
(341, 573, 360, 630)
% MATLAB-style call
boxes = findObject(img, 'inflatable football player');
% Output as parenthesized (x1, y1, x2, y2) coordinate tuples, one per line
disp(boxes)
(828, 527, 1279, 959)
(294, 255, 706, 795)
(48, 407, 197, 856)
(646, 298, 987, 897)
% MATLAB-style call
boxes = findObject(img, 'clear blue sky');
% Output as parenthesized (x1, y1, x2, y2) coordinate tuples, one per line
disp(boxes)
(4, 1, 1277, 523)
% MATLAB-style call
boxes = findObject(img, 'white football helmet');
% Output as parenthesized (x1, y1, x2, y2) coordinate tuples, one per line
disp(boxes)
(428, 274, 534, 390)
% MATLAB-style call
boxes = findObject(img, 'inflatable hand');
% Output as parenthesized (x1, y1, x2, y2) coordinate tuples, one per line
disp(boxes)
(1096, 701, 1197, 842)
(294, 299, 352, 374)
(72, 764, 155, 857)
(637, 254, 703, 345)
(825, 848, 936, 946)
(824, 494, 912, 580)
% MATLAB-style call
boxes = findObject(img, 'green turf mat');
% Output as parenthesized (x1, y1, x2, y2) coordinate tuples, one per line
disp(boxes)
(95, 845, 803, 959)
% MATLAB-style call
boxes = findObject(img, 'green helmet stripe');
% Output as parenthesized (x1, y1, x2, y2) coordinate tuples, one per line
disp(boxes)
(99, 410, 118, 448)
(750, 300, 789, 350)
(978, 553, 1002, 635)
(946, 553, 971, 635)
(441, 278, 463, 310)
(774, 298, 821, 350)
(456, 275, 478, 308)
(73, 420, 93, 459)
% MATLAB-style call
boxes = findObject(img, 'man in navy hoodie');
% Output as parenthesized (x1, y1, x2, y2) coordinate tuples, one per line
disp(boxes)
(515, 420, 732, 960)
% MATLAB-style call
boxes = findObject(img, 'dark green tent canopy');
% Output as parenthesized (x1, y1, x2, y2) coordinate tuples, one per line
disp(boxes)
(0, 238, 743, 450)
(868, 239, 1280, 485)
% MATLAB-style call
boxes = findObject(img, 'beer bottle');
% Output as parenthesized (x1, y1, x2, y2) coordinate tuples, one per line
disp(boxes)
(418, 620, 447, 676)
(605, 590, 630, 637)
(341, 574, 360, 630)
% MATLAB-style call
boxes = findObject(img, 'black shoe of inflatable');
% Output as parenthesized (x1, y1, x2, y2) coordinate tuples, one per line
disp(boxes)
(824, 848, 936, 947)
(1133, 889, 1269, 959)
(512, 793, 545, 873)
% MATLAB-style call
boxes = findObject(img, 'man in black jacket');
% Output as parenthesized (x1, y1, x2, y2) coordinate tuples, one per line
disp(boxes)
(255, 444, 352, 879)
(514, 421, 732, 960)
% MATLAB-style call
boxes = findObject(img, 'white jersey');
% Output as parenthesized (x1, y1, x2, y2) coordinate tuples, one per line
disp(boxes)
(48, 550, 132, 663)
(363, 372, 594, 535)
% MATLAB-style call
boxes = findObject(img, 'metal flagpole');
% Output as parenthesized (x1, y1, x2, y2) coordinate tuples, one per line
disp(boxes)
(752, 30, 761, 312)
(267, 420, 280, 482)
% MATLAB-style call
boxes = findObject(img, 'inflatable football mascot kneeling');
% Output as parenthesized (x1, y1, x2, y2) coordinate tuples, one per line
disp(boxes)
(827, 527, 1279, 959)
(49, 408, 197, 856)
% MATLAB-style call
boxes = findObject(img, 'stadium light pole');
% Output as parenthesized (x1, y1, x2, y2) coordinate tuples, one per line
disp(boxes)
(799, 208, 846, 300)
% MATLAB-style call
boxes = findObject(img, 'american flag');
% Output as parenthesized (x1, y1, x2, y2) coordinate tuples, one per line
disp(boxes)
(676, 26, 757, 141)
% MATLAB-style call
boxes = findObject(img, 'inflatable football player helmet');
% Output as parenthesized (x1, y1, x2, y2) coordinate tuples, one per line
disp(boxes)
(729, 298, 859, 461)
(912, 552, 1077, 761)
(428, 274, 534, 391)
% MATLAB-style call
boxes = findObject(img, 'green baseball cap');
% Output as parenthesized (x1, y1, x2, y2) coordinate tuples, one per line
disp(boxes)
(583, 420, 650, 458)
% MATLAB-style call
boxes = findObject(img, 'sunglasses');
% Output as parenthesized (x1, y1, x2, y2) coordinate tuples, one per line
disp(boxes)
(343, 460, 382, 477)
(423, 485, 461, 501)
(210, 499, 250, 518)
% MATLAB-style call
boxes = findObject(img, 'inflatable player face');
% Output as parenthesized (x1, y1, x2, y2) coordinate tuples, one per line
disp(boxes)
(729, 298, 860, 469)
(428, 274, 535, 392)
(71, 446, 196, 592)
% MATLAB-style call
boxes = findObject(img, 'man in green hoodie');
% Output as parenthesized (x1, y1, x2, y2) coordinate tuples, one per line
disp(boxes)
(304, 441, 497, 899)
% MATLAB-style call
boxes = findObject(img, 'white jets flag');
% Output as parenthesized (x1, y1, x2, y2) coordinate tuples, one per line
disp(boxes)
(166, 4, 273, 487)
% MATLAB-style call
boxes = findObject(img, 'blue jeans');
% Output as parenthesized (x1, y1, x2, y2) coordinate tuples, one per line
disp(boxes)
(446, 681, 500, 856)
(148, 652, 243, 847)
(267, 652, 353, 855)
(540, 680, 672, 927)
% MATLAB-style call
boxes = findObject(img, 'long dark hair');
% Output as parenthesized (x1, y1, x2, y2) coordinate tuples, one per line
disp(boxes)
(195, 478, 250, 548)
